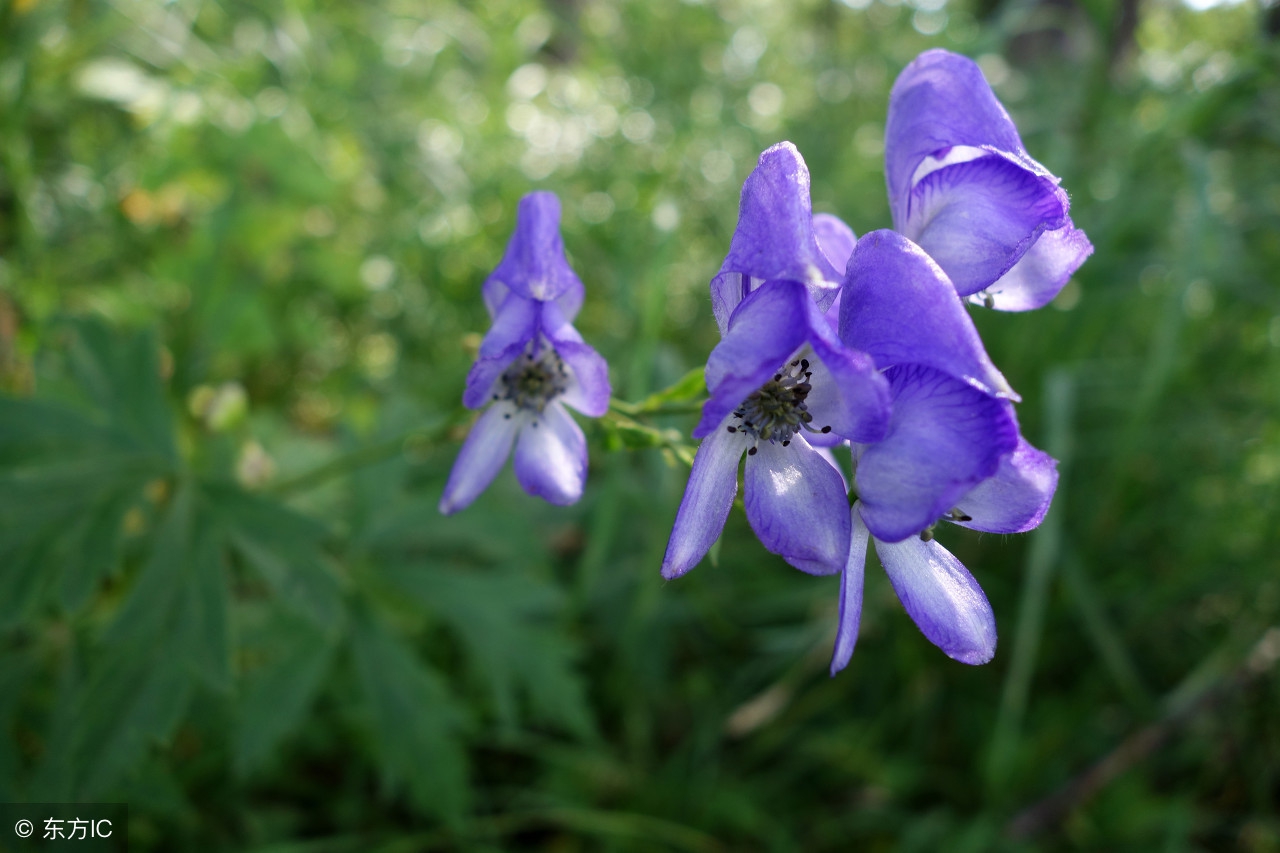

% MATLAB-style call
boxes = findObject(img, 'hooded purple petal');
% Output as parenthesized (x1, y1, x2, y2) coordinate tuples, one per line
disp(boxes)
(840, 230, 1016, 400)
(902, 155, 1068, 298)
(873, 530, 996, 665)
(744, 437, 850, 575)
(885, 49, 1050, 228)
(830, 505, 871, 675)
(696, 281, 810, 438)
(953, 436, 1058, 534)
(709, 143, 841, 332)
(662, 422, 749, 579)
(978, 224, 1094, 311)
(487, 192, 585, 303)
(855, 364, 1019, 543)
(512, 400, 587, 505)
(439, 402, 521, 514)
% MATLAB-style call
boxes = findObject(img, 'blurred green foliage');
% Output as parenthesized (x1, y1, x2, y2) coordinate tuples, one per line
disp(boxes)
(2, 0, 1280, 849)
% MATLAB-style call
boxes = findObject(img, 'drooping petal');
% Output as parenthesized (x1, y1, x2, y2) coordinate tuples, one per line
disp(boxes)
(977, 223, 1094, 311)
(830, 504, 871, 675)
(802, 302, 892, 444)
(873, 529, 996, 665)
(439, 402, 522, 514)
(953, 436, 1058, 534)
(662, 422, 749, 579)
(885, 49, 1051, 228)
(855, 364, 1019, 543)
(512, 401, 587, 506)
(695, 281, 809, 438)
(902, 156, 1068, 298)
(744, 436, 850, 575)
(541, 301, 611, 417)
(489, 192, 585, 302)
(840, 230, 1016, 399)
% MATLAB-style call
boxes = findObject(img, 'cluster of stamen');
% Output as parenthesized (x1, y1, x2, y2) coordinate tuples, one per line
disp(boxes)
(494, 343, 568, 422)
(726, 357, 831, 455)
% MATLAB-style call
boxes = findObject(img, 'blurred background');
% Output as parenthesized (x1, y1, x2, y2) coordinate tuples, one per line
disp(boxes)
(2, 0, 1279, 849)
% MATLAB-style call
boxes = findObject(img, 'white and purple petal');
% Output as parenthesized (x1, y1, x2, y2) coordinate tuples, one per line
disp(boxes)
(855, 364, 1019, 543)
(662, 422, 750, 579)
(512, 400, 587, 506)
(976, 223, 1094, 311)
(840, 230, 1016, 399)
(885, 49, 1050, 228)
(903, 156, 1068, 298)
(952, 436, 1058, 534)
(439, 402, 522, 515)
(830, 505, 871, 675)
(873, 529, 997, 665)
(744, 436, 850, 576)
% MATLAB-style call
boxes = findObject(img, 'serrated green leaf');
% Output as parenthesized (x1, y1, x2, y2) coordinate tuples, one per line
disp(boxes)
(349, 606, 470, 823)
(234, 613, 335, 775)
(389, 566, 594, 739)
(61, 319, 176, 460)
(206, 483, 344, 630)
(58, 489, 133, 612)
(176, 522, 233, 691)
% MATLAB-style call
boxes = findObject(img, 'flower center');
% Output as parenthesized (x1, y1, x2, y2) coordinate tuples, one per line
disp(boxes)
(496, 343, 568, 414)
(726, 356, 831, 454)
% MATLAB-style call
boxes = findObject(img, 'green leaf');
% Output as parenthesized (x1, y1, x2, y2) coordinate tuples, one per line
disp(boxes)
(61, 318, 177, 460)
(349, 606, 470, 823)
(389, 566, 594, 739)
(632, 365, 706, 411)
(206, 482, 344, 631)
(175, 521, 233, 691)
(234, 611, 336, 775)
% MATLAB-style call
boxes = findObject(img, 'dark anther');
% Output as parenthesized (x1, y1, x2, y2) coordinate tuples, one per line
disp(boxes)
(790, 360, 799, 367)
(800, 359, 809, 370)
(782, 440, 790, 446)
(503, 413, 511, 419)
(774, 374, 782, 381)
(726, 426, 737, 433)
(820, 426, 832, 434)
(747, 446, 758, 456)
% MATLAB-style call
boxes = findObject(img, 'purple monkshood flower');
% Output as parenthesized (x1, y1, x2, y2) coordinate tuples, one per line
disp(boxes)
(662, 143, 892, 579)
(439, 192, 610, 514)
(827, 229, 1059, 670)
(886, 49, 1093, 310)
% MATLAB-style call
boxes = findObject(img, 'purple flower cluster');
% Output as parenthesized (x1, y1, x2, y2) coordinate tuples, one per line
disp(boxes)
(439, 192, 610, 515)
(664, 50, 1089, 673)
(441, 50, 1089, 674)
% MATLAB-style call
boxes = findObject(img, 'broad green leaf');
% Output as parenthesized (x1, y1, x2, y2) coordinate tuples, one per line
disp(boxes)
(349, 606, 470, 823)
(234, 613, 337, 776)
(389, 566, 594, 739)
